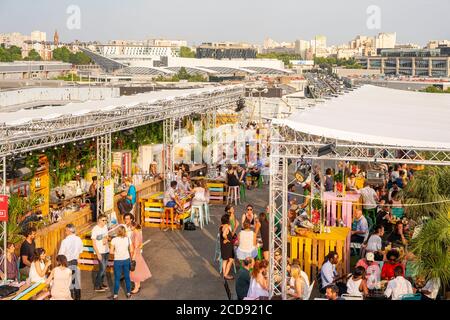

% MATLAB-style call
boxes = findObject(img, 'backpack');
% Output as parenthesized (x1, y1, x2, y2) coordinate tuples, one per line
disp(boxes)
(184, 221, 196, 231)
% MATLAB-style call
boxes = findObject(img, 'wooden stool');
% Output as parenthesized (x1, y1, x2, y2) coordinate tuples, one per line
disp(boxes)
(227, 186, 240, 205)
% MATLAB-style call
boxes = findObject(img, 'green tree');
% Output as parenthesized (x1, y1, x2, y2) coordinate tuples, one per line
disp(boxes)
(0, 45, 23, 62)
(401, 167, 450, 220)
(53, 46, 71, 62)
(410, 212, 450, 295)
(69, 51, 92, 65)
(24, 49, 42, 61)
(177, 67, 190, 80)
(180, 46, 195, 58)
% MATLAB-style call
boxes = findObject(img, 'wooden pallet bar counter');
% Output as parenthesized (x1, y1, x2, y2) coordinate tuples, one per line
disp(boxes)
(34, 205, 91, 266)
(288, 227, 351, 282)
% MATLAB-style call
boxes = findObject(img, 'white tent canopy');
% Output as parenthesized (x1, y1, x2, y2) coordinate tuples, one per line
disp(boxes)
(273, 85, 450, 150)
(0, 85, 242, 126)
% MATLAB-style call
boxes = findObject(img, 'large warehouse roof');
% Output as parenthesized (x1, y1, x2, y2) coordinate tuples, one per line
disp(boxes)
(273, 85, 450, 149)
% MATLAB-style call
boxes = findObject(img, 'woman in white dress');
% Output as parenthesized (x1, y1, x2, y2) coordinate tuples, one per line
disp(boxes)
(246, 260, 269, 299)
(46, 255, 72, 300)
(28, 248, 51, 283)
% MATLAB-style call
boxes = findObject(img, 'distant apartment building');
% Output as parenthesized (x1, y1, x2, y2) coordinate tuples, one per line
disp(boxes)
(21, 41, 55, 60)
(196, 42, 257, 59)
(375, 32, 396, 49)
(337, 48, 360, 60)
(294, 40, 310, 59)
(427, 40, 450, 49)
(357, 47, 450, 77)
(30, 30, 47, 42)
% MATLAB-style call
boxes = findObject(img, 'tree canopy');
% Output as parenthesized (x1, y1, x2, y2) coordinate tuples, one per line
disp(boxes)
(24, 49, 42, 61)
(0, 45, 23, 62)
(421, 86, 450, 94)
(155, 67, 206, 82)
(52, 46, 91, 65)
(180, 46, 196, 58)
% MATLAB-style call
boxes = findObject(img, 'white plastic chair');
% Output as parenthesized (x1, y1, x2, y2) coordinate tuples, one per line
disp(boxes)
(304, 280, 315, 300)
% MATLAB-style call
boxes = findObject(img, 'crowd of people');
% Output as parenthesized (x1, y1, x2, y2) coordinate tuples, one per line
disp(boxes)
(0, 210, 152, 300)
(311, 163, 442, 300)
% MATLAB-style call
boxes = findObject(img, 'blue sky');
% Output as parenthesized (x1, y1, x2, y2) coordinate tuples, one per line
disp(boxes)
(0, 0, 449, 45)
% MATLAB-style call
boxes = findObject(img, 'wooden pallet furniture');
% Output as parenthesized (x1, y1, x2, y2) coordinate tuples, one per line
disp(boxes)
(34, 206, 91, 266)
(288, 227, 351, 283)
(77, 224, 120, 273)
(141, 192, 193, 229)
(3, 281, 49, 301)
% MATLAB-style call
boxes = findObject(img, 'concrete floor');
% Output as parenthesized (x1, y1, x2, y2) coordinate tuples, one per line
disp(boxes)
(82, 184, 270, 300)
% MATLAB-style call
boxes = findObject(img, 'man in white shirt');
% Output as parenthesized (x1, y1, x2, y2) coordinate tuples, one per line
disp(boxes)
(384, 266, 413, 300)
(359, 181, 378, 223)
(91, 214, 110, 292)
(366, 225, 384, 259)
(58, 223, 83, 300)
(418, 277, 440, 300)
(320, 251, 346, 295)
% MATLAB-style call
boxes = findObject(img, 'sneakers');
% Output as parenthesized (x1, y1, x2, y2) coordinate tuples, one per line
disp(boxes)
(109, 295, 118, 300)
(126, 293, 132, 299)
(95, 287, 106, 293)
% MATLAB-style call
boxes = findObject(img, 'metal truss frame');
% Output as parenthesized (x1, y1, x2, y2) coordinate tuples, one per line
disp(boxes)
(96, 133, 112, 217)
(268, 124, 450, 298)
(163, 117, 175, 190)
(0, 87, 244, 157)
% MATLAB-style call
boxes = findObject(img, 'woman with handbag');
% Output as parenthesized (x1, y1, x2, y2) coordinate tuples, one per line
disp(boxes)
(110, 225, 134, 300)
(130, 222, 152, 294)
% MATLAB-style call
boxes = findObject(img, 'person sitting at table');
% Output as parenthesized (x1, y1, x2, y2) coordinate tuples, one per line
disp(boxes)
(346, 173, 357, 191)
(390, 191, 404, 218)
(163, 181, 183, 228)
(384, 266, 413, 300)
(236, 220, 258, 261)
(191, 180, 208, 206)
(388, 181, 401, 202)
(28, 248, 51, 283)
(417, 276, 441, 301)
(325, 284, 344, 300)
(378, 188, 390, 204)
(0, 242, 19, 282)
(46, 255, 72, 300)
(356, 252, 381, 290)
(387, 221, 408, 247)
(351, 209, 369, 244)
(288, 264, 308, 300)
(177, 174, 192, 194)
(246, 260, 269, 299)
(320, 251, 347, 295)
(346, 266, 369, 297)
(381, 250, 404, 280)
(366, 225, 385, 261)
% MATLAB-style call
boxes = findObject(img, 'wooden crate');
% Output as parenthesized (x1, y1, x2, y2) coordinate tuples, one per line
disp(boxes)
(289, 227, 350, 282)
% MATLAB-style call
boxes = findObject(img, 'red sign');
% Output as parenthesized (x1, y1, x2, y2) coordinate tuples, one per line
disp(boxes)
(0, 195, 8, 222)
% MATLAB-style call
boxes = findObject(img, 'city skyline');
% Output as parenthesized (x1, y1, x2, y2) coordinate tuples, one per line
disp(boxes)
(0, 0, 449, 46)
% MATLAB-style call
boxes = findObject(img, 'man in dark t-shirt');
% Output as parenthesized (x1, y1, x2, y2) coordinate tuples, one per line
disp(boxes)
(19, 227, 37, 275)
(235, 258, 254, 300)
